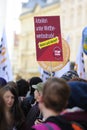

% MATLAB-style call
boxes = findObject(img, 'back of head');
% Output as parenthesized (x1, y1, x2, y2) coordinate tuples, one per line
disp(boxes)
(61, 70, 79, 81)
(68, 81, 87, 110)
(7, 81, 17, 88)
(0, 77, 7, 89)
(16, 79, 29, 96)
(42, 77, 70, 112)
(29, 77, 42, 95)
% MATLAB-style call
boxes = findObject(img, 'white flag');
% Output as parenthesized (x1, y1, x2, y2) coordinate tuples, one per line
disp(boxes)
(74, 42, 85, 79)
(38, 66, 55, 82)
(54, 61, 70, 77)
(0, 29, 13, 82)
(38, 61, 70, 82)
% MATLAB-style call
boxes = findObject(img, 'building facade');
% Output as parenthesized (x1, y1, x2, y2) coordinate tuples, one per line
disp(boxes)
(12, 0, 87, 79)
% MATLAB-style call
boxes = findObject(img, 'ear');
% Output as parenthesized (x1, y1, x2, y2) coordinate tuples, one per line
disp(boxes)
(38, 95, 43, 103)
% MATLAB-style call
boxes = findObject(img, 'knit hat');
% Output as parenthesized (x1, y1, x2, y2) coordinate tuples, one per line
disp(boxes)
(32, 82, 44, 92)
(0, 77, 7, 88)
(61, 70, 79, 81)
(68, 81, 87, 110)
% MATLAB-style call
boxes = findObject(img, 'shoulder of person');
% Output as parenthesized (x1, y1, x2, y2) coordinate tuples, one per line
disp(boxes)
(32, 122, 60, 130)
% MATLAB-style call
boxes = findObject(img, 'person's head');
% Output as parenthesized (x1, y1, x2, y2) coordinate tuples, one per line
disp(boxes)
(0, 84, 25, 128)
(32, 82, 44, 102)
(0, 77, 7, 89)
(16, 78, 29, 96)
(7, 81, 17, 88)
(68, 81, 87, 110)
(39, 77, 70, 113)
(61, 70, 79, 81)
(0, 84, 18, 110)
(29, 77, 42, 95)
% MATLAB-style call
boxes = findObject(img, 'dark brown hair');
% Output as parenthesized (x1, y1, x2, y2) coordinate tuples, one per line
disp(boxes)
(0, 85, 25, 129)
(0, 96, 8, 130)
(42, 77, 70, 112)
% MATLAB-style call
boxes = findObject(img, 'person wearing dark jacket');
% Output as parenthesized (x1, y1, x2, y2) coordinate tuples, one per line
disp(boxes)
(26, 82, 43, 130)
(31, 77, 74, 130)
(21, 77, 42, 117)
(62, 81, 87, 129)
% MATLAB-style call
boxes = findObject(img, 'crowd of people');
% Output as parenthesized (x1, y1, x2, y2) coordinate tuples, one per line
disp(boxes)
(0, 70, 87, 130)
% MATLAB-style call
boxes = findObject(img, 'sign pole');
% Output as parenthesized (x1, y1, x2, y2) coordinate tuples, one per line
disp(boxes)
(50, 62, 53, 77)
